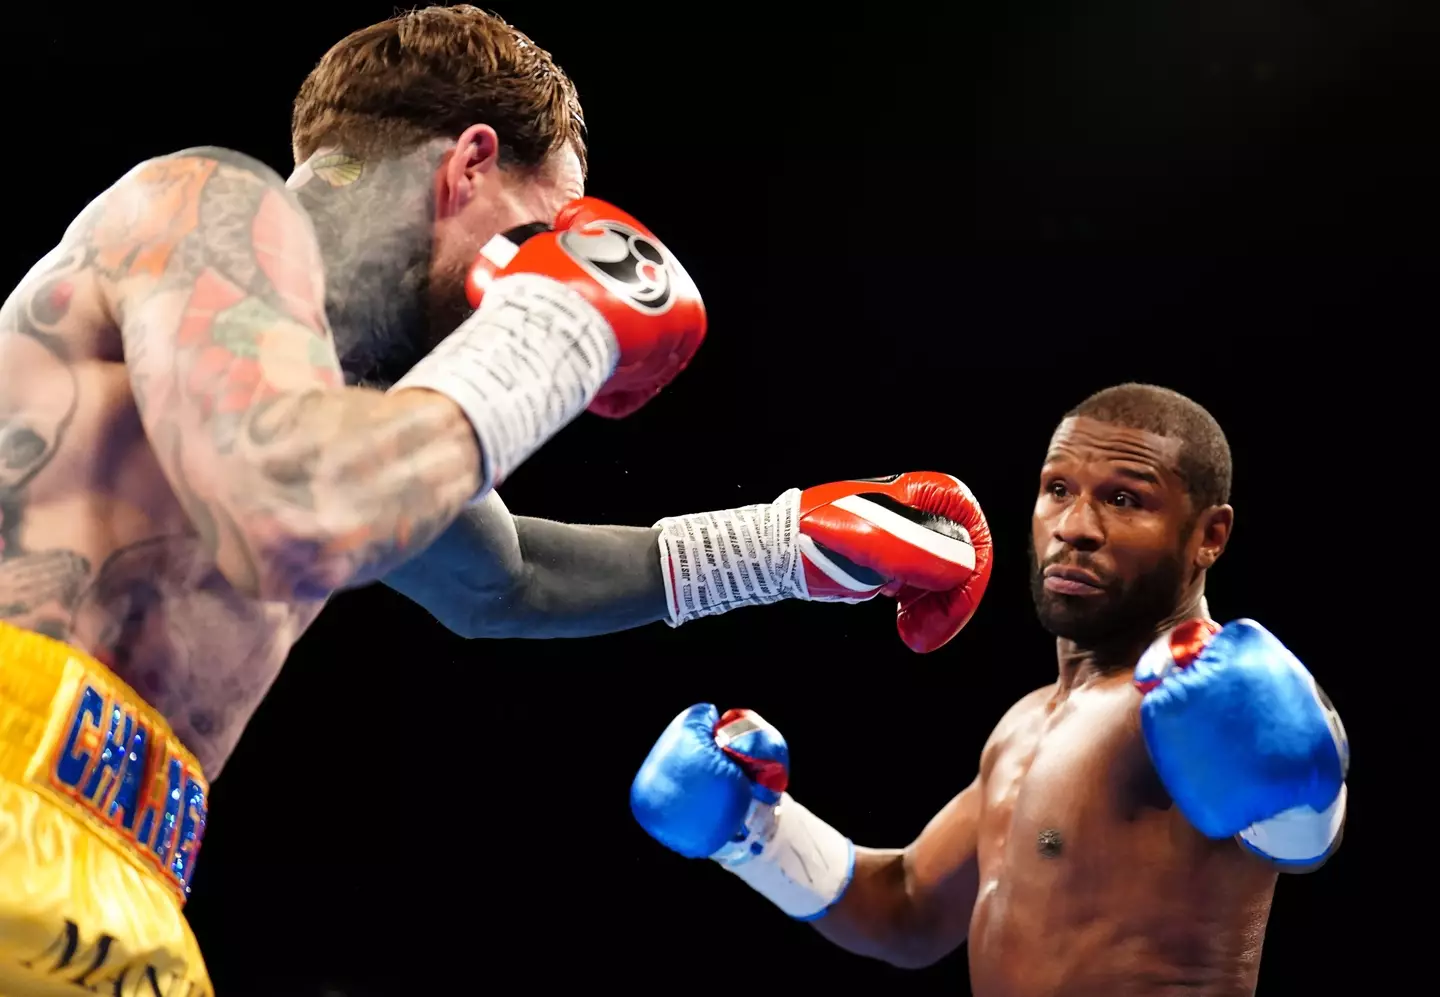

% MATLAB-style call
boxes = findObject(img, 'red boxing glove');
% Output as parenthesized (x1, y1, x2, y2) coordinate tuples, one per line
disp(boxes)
(653, 472, 992, 652)
(466, 197, 707, 419)
(796, 473, 993, 653)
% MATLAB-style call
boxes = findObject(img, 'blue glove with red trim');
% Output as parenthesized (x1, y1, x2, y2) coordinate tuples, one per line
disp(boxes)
(629, 704, 855, 920)
(1135, 618, 1349, 866)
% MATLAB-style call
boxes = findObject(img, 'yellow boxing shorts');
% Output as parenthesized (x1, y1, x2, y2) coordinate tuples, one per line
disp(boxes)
(0, 621, 212, 997)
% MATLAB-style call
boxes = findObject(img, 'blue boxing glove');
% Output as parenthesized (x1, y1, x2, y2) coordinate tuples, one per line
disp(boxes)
(1135, 618, 1350, 866)
(630, 704, 855, 919)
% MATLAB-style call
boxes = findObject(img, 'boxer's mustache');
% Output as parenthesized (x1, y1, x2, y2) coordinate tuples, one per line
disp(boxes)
(1038, 552, 1115, 589)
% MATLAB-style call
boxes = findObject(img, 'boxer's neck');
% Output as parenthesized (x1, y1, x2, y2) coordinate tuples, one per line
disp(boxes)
(287, 144, 446, 388)
(1054, 591, 1211, 692)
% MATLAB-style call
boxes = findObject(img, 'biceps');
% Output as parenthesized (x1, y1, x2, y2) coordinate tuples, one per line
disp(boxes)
(382, 491, 526, 633)
(904, 777, 983, 939)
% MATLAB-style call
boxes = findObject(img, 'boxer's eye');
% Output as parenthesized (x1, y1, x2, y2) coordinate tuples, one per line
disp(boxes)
(1111, 492, 1139, 508)
(1046, 481, 1068, 499)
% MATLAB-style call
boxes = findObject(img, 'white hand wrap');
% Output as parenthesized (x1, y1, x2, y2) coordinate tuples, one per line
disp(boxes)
(710, 793, 855, 920)
(653, 488, 811, 627)
(390, 273, 619, 500)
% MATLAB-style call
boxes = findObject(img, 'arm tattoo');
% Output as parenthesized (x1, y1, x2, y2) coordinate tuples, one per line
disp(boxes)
(0, 245, 91, 635)
(234, 388, 478, 599)
(95, 149, 477, 600)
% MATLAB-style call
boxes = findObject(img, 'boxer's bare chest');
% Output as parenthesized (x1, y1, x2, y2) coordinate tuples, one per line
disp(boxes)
(0, 237, 317, 778)
(965, 676, 1273, 997)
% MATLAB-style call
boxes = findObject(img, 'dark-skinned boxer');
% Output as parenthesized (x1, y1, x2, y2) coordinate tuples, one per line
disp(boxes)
(632, 384, 1349, 997)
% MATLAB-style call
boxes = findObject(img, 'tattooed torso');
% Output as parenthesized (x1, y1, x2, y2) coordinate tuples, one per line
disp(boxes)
(2, 140, 507, 776)
(0, 151, 341, 777)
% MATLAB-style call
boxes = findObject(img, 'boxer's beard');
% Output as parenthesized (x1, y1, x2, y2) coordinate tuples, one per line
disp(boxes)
(1028, 542, 1187, 645)
(292, 148, 444, 390)
(423, 250, 473, 360)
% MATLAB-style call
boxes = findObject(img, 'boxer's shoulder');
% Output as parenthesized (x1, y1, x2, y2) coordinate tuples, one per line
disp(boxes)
(979, 684, 1055, 777)
(86, 147, 289, 213)
(67, 146, 305, 255)
(1002, 684, 1059, 727)
(152, 146, 288, 186)
(69, 146, 324, 304)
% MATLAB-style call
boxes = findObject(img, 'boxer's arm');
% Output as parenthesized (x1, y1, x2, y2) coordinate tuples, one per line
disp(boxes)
(382, 490, 667, 637)
(811, 777, 982, 969)
(90, 148, 481, 601)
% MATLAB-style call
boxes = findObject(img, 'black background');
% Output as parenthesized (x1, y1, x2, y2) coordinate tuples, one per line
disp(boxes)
(3, 3, 1424, 994)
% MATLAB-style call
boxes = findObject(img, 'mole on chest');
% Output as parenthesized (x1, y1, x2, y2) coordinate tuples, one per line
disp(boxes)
(1036, 826, 1064, 857)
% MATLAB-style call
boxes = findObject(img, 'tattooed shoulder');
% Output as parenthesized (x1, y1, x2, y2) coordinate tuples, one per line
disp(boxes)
(168, 146, 289, 186)
(86, 149, 329, 325)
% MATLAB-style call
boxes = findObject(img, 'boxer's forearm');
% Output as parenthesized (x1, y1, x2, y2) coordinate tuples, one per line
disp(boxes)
(810, 848, 956, 970)
(501, 517, 669, 637)
(383, 498, 668, 638)
(249, 388, 481, 597)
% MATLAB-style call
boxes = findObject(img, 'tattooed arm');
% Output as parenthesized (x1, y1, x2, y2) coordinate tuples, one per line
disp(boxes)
(382, 490, 668, 638)
(93, 148, 481, 601)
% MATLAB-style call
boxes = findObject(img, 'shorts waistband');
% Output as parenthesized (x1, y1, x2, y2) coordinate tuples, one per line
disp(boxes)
(0, 621, 208, 904)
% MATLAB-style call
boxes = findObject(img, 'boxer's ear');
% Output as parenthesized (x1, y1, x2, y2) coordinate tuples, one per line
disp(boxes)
(1195, 504, 1233, 569)
(437, 124, 501, 217)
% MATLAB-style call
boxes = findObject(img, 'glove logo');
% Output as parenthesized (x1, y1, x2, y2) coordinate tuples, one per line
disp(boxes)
(558, 221, 675, 315)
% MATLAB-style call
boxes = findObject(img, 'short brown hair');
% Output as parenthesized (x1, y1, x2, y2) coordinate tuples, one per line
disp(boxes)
(291, 5, 586, 175)
(1065, 383, 1233, 509)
